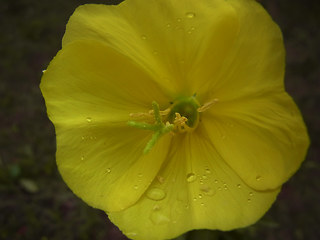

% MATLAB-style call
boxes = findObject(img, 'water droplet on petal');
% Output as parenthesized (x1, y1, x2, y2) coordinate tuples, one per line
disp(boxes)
(166, 23, 171, 28)
(157, 176, 165, 184)
(177, 18, 182, 22)
(223, 183, 228, 190)
(198, 194, 203, 199)
(42, 69, 47, 73)
(147, 188, 166, 201)
(86, 117, 92, 123)
(153, 204, 160, 211)
(237, 184, 241, 189)
(247, 198, 251, 203)
(106, 168, 111, 174)
(81, 136, 85, 140)
(133, 185, 138, 190)
(80, 156, 85, 161)
(205, 168, 211, 174)
(214, 179, 218, 184)
(186, 12, 196, 18)
(141, 35, 147, 40)
(150, 210, 170, 225)
(249, 192, 253, 196)
(256, 175, 262, 181)
(187, 27, 196, 34)
(126, 232, 137, 237)
(200, 186, 216, 196)
(186, 173, 197, 183)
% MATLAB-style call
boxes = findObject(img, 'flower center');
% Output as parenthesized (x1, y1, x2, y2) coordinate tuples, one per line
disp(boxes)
(128, 96, 217, 154)
(167, 96, 200, 132)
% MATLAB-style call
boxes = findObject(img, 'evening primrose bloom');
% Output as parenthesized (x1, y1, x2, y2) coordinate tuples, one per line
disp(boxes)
(40, 0, 309, 239)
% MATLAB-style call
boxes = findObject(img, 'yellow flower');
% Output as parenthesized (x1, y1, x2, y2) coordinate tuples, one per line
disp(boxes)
(40, 0, 309, 239)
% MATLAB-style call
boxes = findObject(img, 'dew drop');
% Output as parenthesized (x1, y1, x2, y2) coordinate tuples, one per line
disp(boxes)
(177, 18, 182, 22)
(166, 23, 171, 28)
(193, 197, 197, 201)
(205, 168, 211, 174)
(200, 186, 216, 196)
(106, 168, 111, 174)
(80, 156, 85, 161)
(200, 202, 205, 206)
(157, 176, 165, 184)
(126, 232, 137, 237)
(133, 185, 139, 190)
(186, 173, 197, 183)
(187, 27, 196, 34)
(186, 12, 196, 18)
(86, 117, 92, 123)
(147, 188, 166, 201)
(153, 204, 160, 211)
(249, 192, 253, 196)
(141, 35, 147, 40)
(237, 184, 241, 189)
(214, 179, 218, 184)
(81, 136, 85, 140)
(256, 175, 262, 181)
(138, 173, 143, 178)
(42, 69, 47, 73)
(247, 198, 251, 203)
(198, 194, 203, 199)
(150, 210, 170, 225)
(202, 175, 208, 180)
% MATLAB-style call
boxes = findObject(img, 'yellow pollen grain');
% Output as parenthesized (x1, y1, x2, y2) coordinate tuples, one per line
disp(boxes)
(173, 113, 191, 133)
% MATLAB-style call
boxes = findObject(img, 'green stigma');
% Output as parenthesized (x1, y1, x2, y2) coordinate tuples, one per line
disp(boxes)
(128, 101, 173, 154)
(128, 96, 200, 154)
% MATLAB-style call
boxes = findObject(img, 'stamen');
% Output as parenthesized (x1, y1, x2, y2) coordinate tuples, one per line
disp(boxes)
(197, 98, 219, 112)
(129, 107, 171, 121)
(173, 113, 191, 133)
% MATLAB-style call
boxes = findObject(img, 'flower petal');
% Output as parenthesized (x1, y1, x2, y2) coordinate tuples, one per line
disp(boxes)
(194, 0, 285, 102)
(62, 0, 239, 96)
(41, 40, 170, 126)
(109, 131, 279, 240)
(55, 125, 172, 212)
(203, 92, 309, 191)
(40, 40, 172, 211)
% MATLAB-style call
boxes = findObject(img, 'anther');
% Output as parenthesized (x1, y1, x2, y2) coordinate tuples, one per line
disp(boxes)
(197, 98, 219, 112)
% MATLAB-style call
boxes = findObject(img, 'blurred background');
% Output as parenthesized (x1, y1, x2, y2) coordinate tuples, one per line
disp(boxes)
(0, 0, 319, 239)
